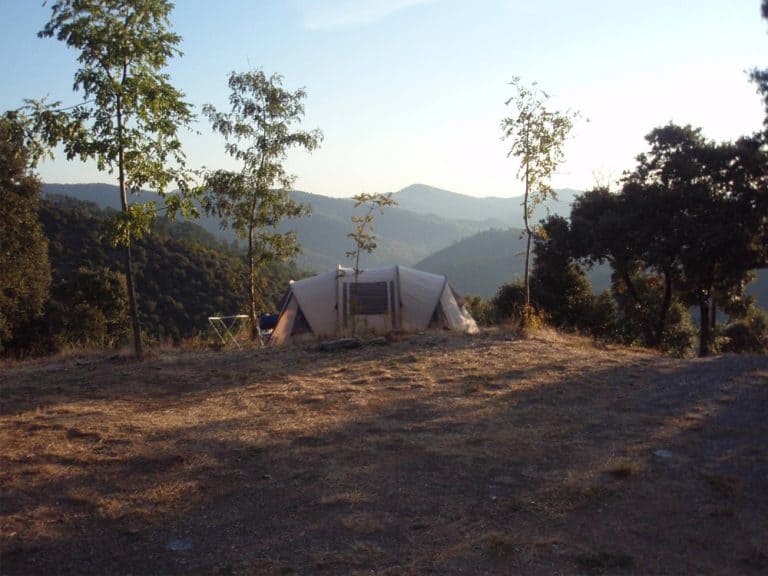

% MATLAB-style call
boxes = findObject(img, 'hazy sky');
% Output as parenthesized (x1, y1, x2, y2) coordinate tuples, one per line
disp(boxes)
(1, 0, 765, 198)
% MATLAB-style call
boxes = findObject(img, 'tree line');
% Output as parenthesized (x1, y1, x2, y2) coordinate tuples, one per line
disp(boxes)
(1, 192, 297, 358)
(486, 1, 767, 357)
(2, 0, 767, 358)
(472, 122, 767, 356)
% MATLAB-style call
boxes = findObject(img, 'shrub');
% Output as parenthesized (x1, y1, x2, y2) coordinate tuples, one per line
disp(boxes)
(722, 308, 768, 353)
(491, 281, 527, 325)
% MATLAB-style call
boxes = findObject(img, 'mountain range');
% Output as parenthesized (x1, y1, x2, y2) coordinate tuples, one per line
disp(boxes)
(43, 182, 548, 275)
(42, 182, 765, 308)
(392, 183, 579, 223)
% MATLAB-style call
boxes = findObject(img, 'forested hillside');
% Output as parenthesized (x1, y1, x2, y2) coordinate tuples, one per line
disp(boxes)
(6, 196, 297, 355)
(415, 228, 612, 298)
(42, 184, 492, 272)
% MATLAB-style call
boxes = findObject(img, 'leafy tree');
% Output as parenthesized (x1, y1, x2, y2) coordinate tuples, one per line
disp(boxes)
(572, 125, 767, 356)
(49, 267, 129, 349)
(570, 187, 660, 341)
(346, 192, 398, 280)
(0, 115, 52, 354)
(39, 0, 195, 359)
(531, 215, 596, 332)
(501, 78, 578, 314)
(202, 70, 322, 342)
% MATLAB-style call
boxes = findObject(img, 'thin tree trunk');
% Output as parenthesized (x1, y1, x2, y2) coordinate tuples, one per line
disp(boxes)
(710, 298, 717, 331)
(523, 148, 531, 309)
(117, 94, 143, 361)
(699, 300, 711, 357)
(655, 269, 673, 346)
(247, 224, 261, 344)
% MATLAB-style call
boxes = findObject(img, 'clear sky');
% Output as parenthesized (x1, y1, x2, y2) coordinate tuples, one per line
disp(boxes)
(1, 0, 765, 198)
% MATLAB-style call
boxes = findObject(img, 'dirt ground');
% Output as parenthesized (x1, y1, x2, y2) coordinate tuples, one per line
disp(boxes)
(1, 329, 767, 575)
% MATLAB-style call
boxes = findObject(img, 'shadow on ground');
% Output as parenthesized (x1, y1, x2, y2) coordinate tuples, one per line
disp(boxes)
(1, 331, 767, 575)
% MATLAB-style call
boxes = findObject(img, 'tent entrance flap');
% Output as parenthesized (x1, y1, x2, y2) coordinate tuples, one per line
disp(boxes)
(339, 279, 398, 335)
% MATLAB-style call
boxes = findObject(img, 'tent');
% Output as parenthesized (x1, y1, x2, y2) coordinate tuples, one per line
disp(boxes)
(269, 265, 478, 345)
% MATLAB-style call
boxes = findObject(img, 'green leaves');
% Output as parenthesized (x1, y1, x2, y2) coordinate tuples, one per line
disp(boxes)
(39, 0, 195, 357)
(501, 78, 578, 214)
(0, 117, 52, 353)
(346, 192, 397, 273)
(39, 0, 193, 195)
(571, 123, 768, 356)
(203, 69, 321, 331)
(501, 78, 579, 307)
(108, 202, 157, 247)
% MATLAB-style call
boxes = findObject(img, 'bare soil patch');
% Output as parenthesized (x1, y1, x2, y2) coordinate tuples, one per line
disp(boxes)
(1, 329, 767, 575)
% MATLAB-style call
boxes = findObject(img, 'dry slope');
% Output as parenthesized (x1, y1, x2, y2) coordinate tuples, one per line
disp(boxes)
(1, 330, 767, 575)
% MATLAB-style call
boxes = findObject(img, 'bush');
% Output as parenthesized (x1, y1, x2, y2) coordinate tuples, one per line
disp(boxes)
(722, 308, 768, 353)
(464, 295, 494, 326)
(584, 291, 619, 339)
(491, 281, 528, 325)
(658, 301, 696, 357)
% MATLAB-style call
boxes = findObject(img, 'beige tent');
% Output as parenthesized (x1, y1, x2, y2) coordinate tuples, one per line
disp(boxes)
(269, 265, 478, 345)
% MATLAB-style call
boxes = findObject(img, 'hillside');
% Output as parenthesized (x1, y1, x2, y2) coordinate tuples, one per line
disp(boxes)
(41, 183, 766, 307)
(289, 190, 492, 271)
(35, 196, 294, 346)
(418, 227, 766, 308)
(416, 228, 527, 297)
(42, 184, 491, 273)
(2, 331, 766, 575)
(391, 183, 580, 223)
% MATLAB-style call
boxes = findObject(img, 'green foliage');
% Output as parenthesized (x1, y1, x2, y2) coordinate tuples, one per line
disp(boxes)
(658, 301, 697, 358)
(501, 78, 578, 306)
(39, 0, 196, 359)
(463, 295, 494, 326)
(571, 124, 767, 356)
(587, 291, 619, 339)
(38, 0, 193, 198)
(52, 268, 129, 349)
(346, 192, 398, 276)
(722, 307, 768, 353)
(203, 69, 321, 339)
(0, 116, 52, 354)
(490, 280, 528, 324)
(15, 195, 296, 356)
(609, 271, 695, 356)
(531, 215, 596, 332)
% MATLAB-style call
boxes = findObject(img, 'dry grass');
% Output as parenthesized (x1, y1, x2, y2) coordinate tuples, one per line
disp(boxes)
(1, 328, 767, 575)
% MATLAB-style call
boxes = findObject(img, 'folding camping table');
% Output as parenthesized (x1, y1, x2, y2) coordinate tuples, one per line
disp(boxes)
(208, 315, 249, 348)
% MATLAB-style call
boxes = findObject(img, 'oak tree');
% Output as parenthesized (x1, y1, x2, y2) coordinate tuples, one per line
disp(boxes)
(0, 115, 52, 354)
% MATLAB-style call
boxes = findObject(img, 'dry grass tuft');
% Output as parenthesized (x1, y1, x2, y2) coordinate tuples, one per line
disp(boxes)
(320, 491, 368, 506)
(482, 530, 520, 557)
(340, 512, 386, 534)
(604, 457, 646, 479)
(574, 550, 634, 573)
